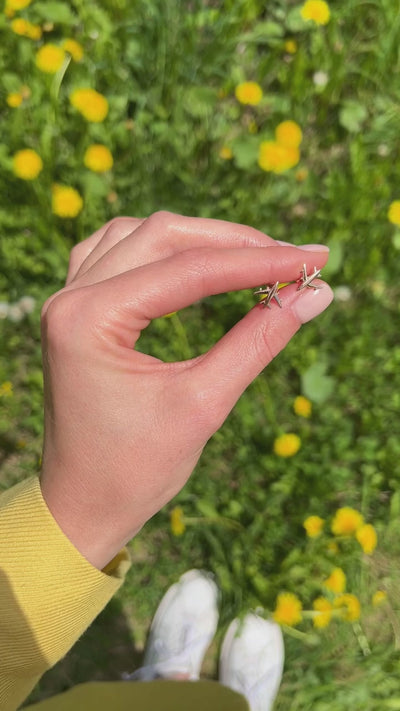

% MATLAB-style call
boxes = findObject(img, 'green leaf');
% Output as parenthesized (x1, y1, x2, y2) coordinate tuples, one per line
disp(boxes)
(196, 499, 218, 518)
(231, 136, 259, 170)
(33, 1, 76, 24)
(392, 232, 400, 250)
(323, 238, 344, 276)
(339, 101, 368, 133)
(301, 363, 335, 404)
(182, 86, 217, 118)
(241, 21, 284, 43)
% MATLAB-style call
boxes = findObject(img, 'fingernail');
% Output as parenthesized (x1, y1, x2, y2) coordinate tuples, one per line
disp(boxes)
(298, 243, 329, 252)
(294, 283, 334, 324)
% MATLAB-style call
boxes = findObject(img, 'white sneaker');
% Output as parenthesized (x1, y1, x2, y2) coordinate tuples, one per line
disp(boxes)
(123, 569, 219, 681)
(219, 613, 284, 711)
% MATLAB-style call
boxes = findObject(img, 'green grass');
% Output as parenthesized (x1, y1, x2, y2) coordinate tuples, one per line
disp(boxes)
(1, 1, 400, 708)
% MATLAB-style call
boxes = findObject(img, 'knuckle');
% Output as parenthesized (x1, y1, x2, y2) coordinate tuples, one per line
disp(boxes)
(146, 210, 179, 234)
(41, 289, 85, 351)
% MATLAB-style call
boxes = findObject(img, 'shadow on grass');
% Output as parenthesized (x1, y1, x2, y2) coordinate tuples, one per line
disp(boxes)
(23, 597, 141, 708)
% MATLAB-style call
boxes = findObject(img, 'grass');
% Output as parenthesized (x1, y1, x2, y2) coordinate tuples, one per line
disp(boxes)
(1, 0, 400, 708)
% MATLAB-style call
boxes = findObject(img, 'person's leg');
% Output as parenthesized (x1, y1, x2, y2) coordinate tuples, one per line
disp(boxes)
(219, 613, 284, 711)
(123, 569, 219, 681)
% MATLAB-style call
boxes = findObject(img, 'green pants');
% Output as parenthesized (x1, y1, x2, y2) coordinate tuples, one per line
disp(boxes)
(25, 680, 249, 710)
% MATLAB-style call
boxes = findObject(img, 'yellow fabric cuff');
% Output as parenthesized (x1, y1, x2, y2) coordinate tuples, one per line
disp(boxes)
(0, 476, 131, 711)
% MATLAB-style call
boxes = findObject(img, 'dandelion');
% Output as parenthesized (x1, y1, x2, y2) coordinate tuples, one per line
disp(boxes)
(7, 92, 23, 108)
(313, 71, 329, 87)
(18, 296, 36, 314)
(294, 395, 312, 418)
(219, 146, 233, 160)
(70, 88, 109, 122)
(52, 184, 83, 218)
(235, 81, 263, 106)
(273, 433, 301, 457)
(313, 597, 333, 628)
(331, 507, 364, 536)
(0, 382, 13, 397)
(11, 18, 42, 40)
(6, 0, 32, 9)
(334, 593, 361, 622)
(356, 523, 377, 554)
(170, 506, 185, 536)
(323, 567, 346, 593)
(35, 44, 65, 74)
(273, 592, 303, 626)
(388, 200, 400, 226)
(258, 141, 300, 173)
(84, 144, 113, 173)
(303, 515, 324, 538)
(12, 149, 43, 180)
(334, 286, 352, 302)
(62, 38, 84, 62)
(275, 120, 303, 148)
(284, 39, 297, 54)
(295, 168, 309, 182)
(300, 0, 331, 26)
(372, 590, 387, 607)
(7, 304, 24, 322)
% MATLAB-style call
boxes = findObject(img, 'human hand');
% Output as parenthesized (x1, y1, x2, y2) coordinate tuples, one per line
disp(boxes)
(39, 212, 333, 569)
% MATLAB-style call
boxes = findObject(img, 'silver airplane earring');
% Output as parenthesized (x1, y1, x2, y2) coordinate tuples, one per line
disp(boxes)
(296, 264, 323, 291)
(253, 281, 283, 308)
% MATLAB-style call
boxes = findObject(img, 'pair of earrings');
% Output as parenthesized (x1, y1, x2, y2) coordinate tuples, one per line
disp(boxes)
(254, 264, 322, 309)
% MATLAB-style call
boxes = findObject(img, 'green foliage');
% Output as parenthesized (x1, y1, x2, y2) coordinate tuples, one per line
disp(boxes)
(1, 0, 400, 708)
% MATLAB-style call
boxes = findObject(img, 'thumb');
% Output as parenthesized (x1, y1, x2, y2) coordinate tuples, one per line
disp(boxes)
(189, 280, 333, 429)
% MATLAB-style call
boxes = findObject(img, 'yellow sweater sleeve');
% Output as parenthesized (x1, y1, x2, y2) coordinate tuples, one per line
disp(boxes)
(0, 476, 132, 711)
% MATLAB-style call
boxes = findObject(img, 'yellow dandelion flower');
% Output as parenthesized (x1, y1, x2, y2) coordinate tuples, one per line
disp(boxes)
(294, 395, 312, 418)
(300, 0, 331, 26)
(219, 146, 233, 160)
(7, 92, 23, 107)
(0, 381, 13, 397)
(35, 44, 65, 74)
(323, 567, 346, 593)
(12, 149, 43, 180)
(170, 506, 186, 536)
(388, 200, 400, 226)
(70, 88, 109, 122)
(235, 81, 263, 106)
(372, 590, 387, 607)
(273, 592, 303, 626)
(11, 18, 30, 36)
(313, 597, 333, 628)
(334, 593, 361, 622)
(84, 144, 113, 173)
(295, 167, 309, 182)
(27, 23, 42, 40)
(273, 433, 301, 457)
(303, 515, 324, 538)
(275, 120, 303, 148)
(284, 39, 298, 54)
(327, 541, 339, 555)
(6, 0, 32, 9)
(258, 141, 300, 173)
(356, 523, 377, 555)
(62, 38, 84, 62)
(331, 507, 364, 536)
(52, 184, 83, 218)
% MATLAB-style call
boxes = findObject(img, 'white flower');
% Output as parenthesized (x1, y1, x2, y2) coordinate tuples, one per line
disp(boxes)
(8, 304, 24, 322)
(18, 296, 36, 314)
(313, 71, 329, 87)
(0, 302, 9, 319)
(334, 286, 352, 302)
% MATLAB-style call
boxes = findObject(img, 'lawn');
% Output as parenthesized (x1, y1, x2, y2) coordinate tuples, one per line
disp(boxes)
(1, 0, 400, 708)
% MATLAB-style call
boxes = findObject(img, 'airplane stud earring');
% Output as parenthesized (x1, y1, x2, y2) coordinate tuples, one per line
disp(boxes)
(297, 264, 323, 291)
(253, 281, 283, 308)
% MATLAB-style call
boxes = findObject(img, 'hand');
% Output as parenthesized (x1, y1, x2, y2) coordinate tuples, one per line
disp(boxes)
(39, 212, 333, 569)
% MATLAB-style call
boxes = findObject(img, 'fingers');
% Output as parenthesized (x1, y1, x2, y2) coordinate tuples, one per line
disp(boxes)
(66, 217, 144, 285)
(79, 245, 330, 347)
(70, 211, 279, 288)
(186, 279, 333, 434)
